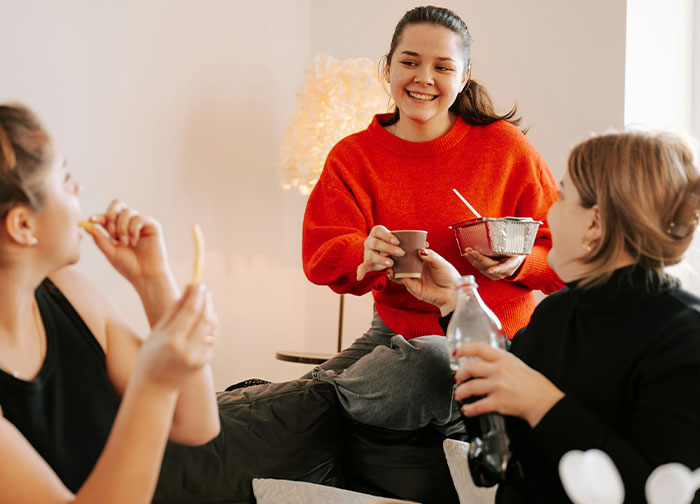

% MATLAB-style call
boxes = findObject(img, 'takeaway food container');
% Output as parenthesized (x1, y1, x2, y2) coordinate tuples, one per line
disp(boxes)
(449, 217, 542, 256)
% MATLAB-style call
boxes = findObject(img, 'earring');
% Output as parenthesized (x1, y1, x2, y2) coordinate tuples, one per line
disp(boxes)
(582, 239, 593, 252)
(30, 237, 38, 247)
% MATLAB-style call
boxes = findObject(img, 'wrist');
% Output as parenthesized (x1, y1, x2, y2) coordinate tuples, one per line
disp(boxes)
(134, 271, 178, 302)
(129, 365, 182, 400)
(134, 272, 180, 327)
(526, 389, 565, 428)
(438, 293, 457, 317)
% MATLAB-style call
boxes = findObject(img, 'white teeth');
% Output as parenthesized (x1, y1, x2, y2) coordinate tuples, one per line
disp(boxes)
(407, 91, 436, 101)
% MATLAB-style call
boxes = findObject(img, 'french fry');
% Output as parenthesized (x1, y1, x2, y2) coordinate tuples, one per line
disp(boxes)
(77, 221, 94, 232)
(192, 224, 205, 284)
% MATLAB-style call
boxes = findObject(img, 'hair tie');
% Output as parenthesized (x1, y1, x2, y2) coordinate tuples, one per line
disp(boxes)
(667, 179, 700, 239)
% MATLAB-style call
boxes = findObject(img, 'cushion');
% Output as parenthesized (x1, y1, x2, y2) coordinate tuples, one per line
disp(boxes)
(252, 478, 417, 504)
(443, 439, 497, 504)
(153, 379, 344, 504)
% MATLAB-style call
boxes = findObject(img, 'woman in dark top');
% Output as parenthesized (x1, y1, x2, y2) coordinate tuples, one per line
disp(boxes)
(0, 104, 220, 503)
(398, 130, 700, 502)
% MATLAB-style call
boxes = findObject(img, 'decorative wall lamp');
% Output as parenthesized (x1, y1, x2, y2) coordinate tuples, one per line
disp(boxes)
(276, 52, 387, 363)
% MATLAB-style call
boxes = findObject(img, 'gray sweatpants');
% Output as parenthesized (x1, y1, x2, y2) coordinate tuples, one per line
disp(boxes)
(304, 307, 464, 433)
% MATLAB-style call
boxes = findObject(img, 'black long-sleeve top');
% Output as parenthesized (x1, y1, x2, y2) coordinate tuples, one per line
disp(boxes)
(440, 266, 700, 503)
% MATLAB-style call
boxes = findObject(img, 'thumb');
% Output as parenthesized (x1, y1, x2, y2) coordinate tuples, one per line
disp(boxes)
(357, 263, 371, 281)
(419, 248, 437, 263)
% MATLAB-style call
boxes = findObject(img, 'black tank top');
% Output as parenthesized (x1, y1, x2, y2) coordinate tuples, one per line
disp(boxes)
(0, 279, 120, 492)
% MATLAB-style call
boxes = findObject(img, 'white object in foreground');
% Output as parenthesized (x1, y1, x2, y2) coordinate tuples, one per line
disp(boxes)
(646, 463, 700, 504)
(558, 449, 624, 504)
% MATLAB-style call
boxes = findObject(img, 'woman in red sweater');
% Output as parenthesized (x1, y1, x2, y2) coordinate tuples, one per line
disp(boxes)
(302, 5, 563, 372)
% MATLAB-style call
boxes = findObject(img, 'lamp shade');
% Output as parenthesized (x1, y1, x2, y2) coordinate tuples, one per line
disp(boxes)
(278, 52, 388, 195)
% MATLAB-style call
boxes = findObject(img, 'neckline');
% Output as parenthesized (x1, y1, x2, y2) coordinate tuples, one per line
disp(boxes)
(566, 266, 676, 314)
(368, 112, 471, 157)
(0, 283, 55, 386)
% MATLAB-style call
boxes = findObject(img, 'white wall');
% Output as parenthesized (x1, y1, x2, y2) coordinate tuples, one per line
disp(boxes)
(1, 0, 628, 389)
(625, 0, 700, 293)
(625, 0, 694, 132)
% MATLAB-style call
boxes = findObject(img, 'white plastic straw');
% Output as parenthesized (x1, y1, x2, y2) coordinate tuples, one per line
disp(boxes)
(452, 188, 482, 219)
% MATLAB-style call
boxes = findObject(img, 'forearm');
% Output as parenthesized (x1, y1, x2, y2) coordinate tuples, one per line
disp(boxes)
(133, 273, 179, 327)
(304, 236, 381, 295)
(74, 376, 178, 504)
(530, 395, 666, 503)
(170, 365, 220, 445)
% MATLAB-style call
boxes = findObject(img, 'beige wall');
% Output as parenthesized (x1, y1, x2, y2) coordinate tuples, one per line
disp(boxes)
(0, 0, 627, 388)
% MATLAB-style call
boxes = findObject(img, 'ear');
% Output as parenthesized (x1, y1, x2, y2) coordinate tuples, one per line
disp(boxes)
(4, 205, 37, 247)
(583, 204, 602, 244)
(384, 62, 391, 83)
(460, 64, 471, 92)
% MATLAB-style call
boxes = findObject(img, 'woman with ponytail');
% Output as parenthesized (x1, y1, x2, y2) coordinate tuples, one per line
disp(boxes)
(0, 103, 220, 503)
(302, 6, 563, 374)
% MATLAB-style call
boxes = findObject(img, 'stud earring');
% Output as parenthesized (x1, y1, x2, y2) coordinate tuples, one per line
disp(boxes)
(582, 239, 593, 252)
(30, 237, 38, 247)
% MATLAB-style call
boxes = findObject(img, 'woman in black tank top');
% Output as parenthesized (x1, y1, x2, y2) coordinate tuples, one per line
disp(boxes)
(0, 104, 220, 502)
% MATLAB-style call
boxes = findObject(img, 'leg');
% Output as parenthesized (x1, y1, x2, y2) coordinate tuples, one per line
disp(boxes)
(300, 306, 395, 378)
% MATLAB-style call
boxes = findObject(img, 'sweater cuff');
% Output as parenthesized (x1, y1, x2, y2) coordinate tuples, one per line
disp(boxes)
(528, 394, 595, 465)
(331, 238, 387, 295)
(438, 313, 453, 335)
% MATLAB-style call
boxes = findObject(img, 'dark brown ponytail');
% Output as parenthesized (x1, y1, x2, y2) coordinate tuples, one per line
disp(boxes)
(381, 6, 524, 132)
(454, 78, 523, 130)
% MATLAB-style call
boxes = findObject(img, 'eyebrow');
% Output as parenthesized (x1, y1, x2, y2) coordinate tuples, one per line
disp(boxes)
(399, 51, 456, 63)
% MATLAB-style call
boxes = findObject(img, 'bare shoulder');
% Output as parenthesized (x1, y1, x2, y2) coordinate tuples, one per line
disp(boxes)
(48, 267, 117, 350)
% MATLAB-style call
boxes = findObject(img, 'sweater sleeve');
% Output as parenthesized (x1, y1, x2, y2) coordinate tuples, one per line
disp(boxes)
(302, 151, 385, 296)
(506, 141, 564, 294)
(528, 324, 700, 503)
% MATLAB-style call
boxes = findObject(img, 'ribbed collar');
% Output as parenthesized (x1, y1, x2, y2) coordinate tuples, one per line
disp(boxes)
(566, 265, 677, 315)
(367, 113, 471, 158)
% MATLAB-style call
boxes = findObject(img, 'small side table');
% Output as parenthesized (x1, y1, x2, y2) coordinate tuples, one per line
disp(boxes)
(274, 351, 335, 365)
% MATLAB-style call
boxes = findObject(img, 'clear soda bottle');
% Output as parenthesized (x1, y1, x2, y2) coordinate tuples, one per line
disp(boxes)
(446, 275, 512, 487)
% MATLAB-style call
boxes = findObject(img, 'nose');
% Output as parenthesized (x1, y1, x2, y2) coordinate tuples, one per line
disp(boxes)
(414, 66, 435, 85)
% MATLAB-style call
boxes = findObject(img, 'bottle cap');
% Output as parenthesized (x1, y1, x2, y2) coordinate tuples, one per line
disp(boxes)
(457, 275, 477, 289)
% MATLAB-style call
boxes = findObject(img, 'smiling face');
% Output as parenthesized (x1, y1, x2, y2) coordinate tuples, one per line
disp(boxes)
(386, 23, 469, 140)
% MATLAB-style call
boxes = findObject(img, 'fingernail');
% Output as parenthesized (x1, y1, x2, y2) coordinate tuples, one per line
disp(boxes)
(394, 248, 403, 256)
(384, 259, 391, 266)
(197, 282, 206, 292)
(451, 349, 457, 356)
(419, 249, 428, 257)
(391, 238, 399, 245)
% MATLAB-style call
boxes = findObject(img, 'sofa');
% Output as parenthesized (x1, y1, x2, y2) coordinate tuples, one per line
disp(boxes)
(151, 379, 460, 504)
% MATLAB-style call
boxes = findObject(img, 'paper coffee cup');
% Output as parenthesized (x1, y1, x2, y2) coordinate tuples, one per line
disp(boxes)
(391, 230, 428, 279)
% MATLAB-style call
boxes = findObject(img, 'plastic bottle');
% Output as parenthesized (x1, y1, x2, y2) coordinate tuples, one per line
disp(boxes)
(446, 275, 512, 487)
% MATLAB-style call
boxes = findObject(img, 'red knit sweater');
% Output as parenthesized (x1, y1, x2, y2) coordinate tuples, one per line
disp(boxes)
(302, 114, 564, 338)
